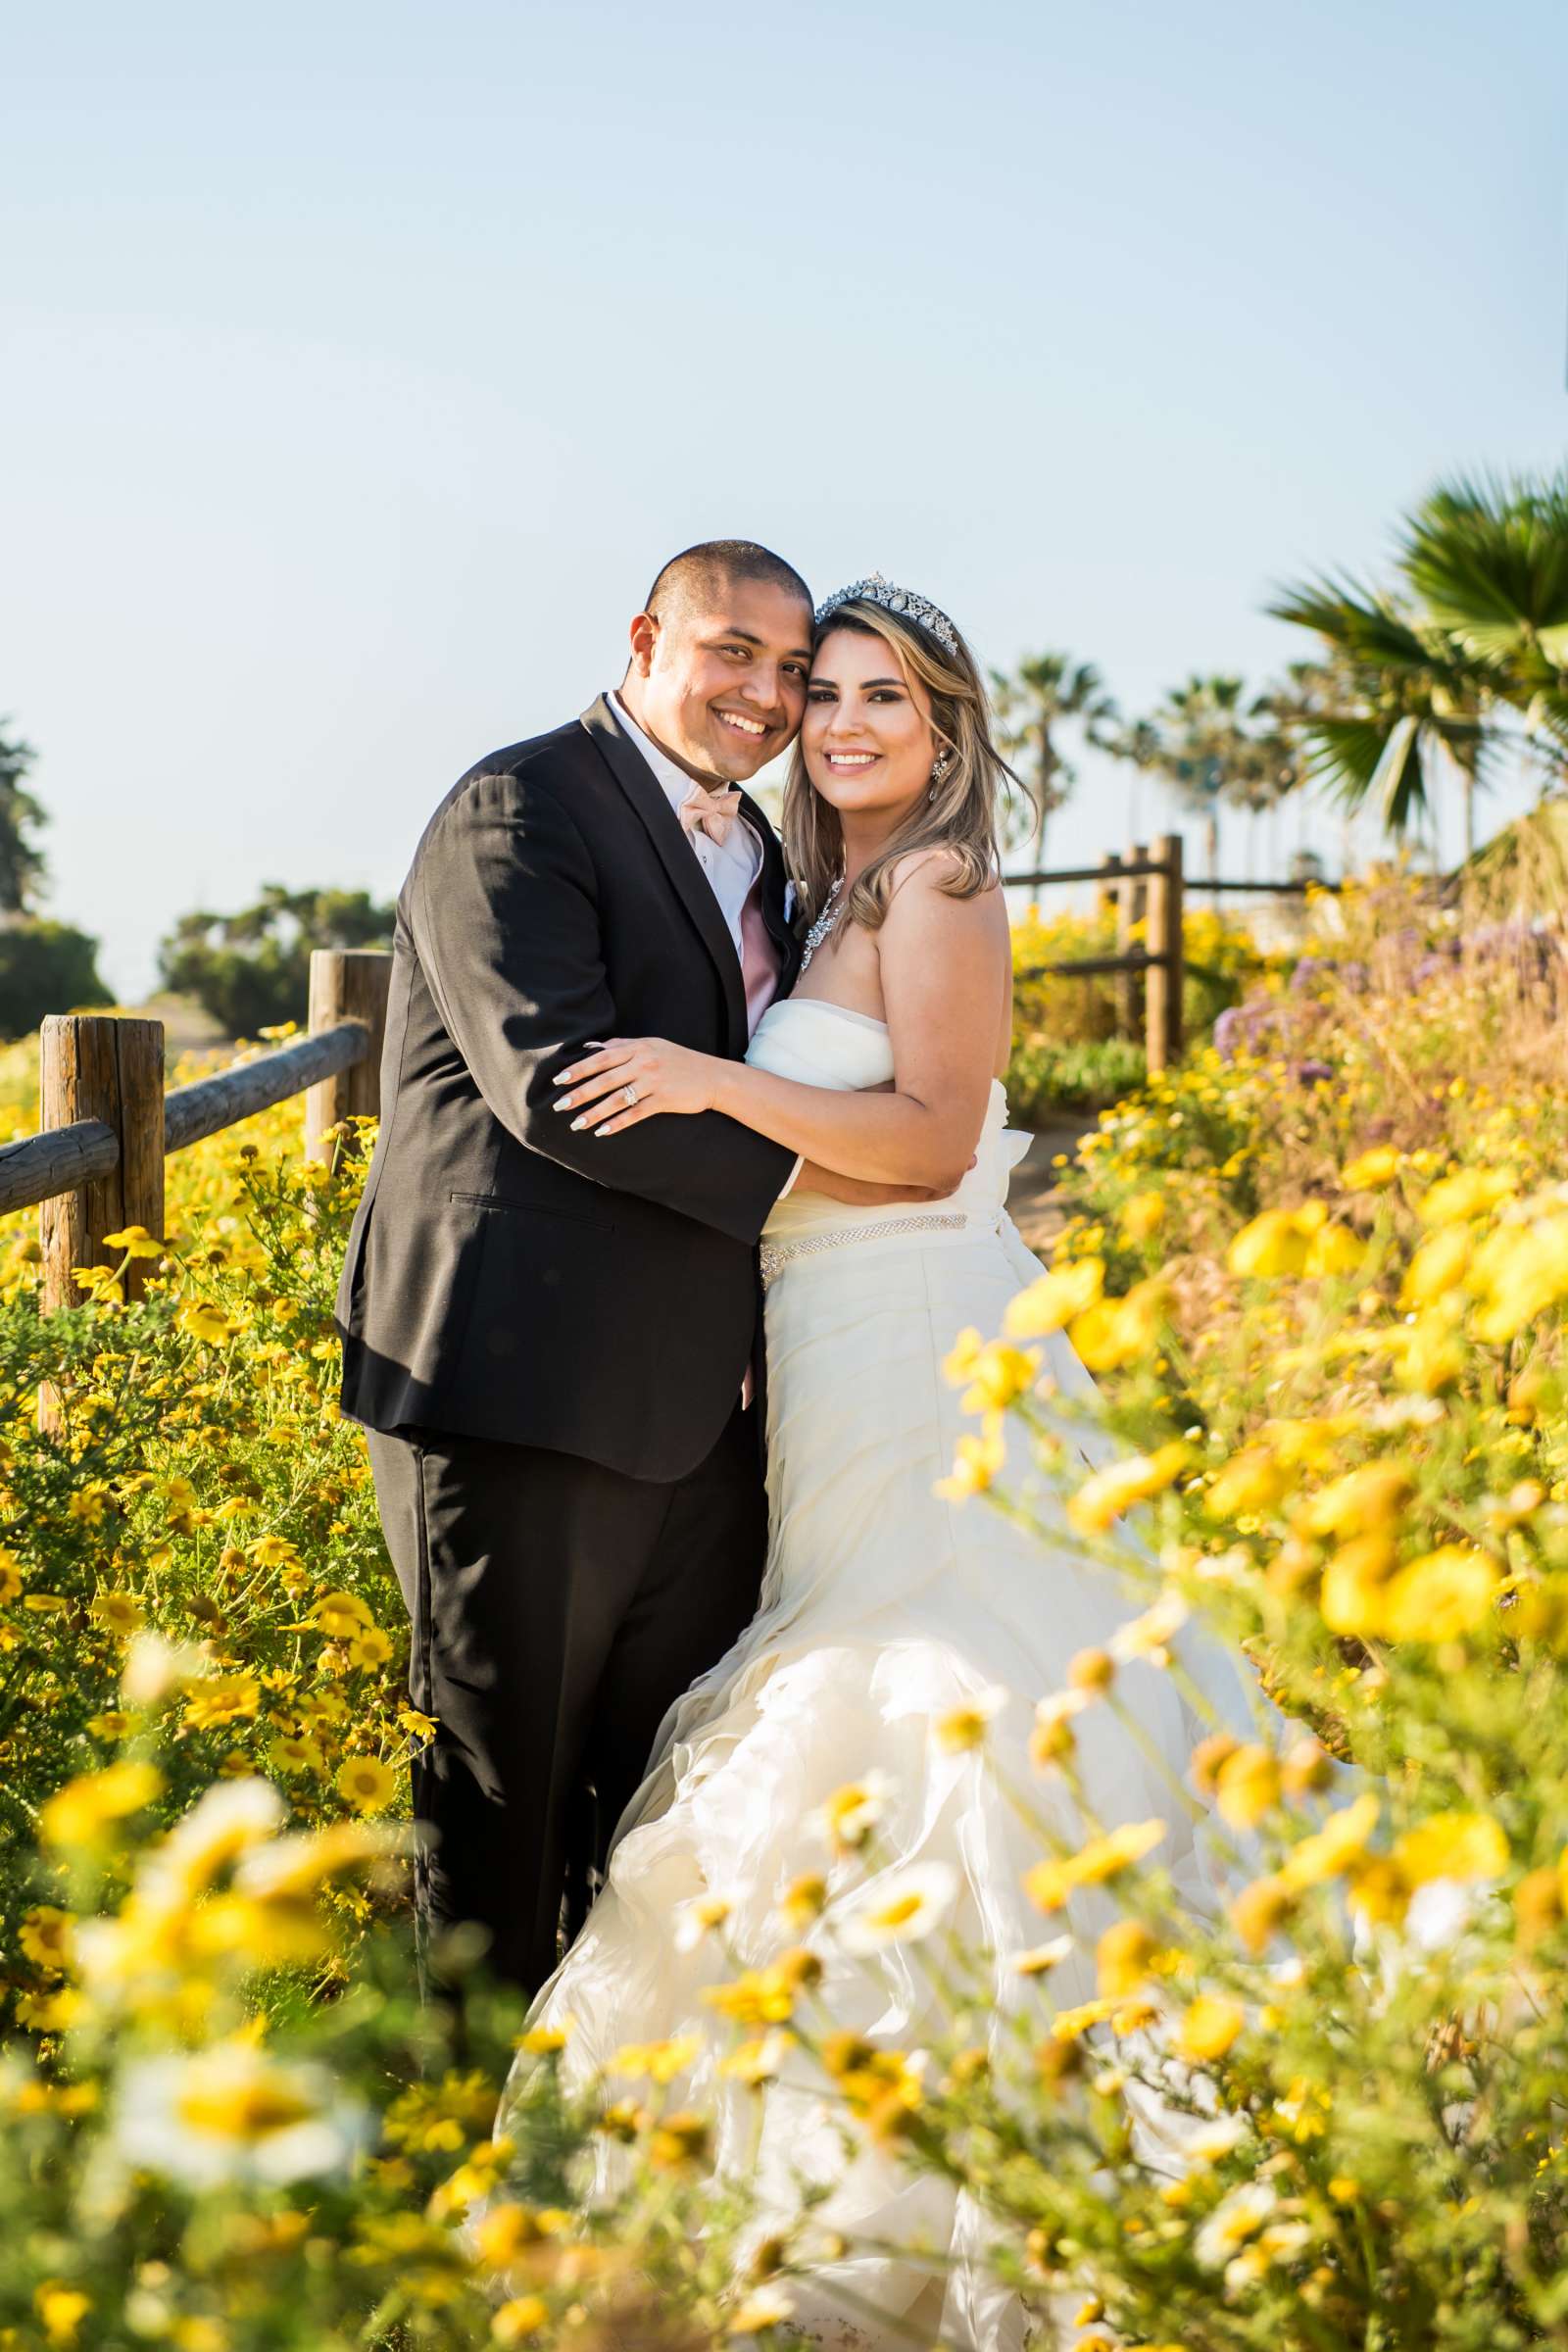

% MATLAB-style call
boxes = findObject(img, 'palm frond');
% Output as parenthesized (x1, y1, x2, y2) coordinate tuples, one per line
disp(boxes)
(1370, 715, 1431, 835)
(1266, 576, 1446, 678)
(1400, 469, 1568, 668)
(1298, 717, 1394, 807)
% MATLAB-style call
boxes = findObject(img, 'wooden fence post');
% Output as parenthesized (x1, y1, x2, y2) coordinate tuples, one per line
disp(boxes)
(1117, 841, 1149, 1042)
(39, 1016, 165, 1314)
(1095, 851, 1122, 921)
(304, 951, 392, 1163)
(1144, 834, 1185, 1074)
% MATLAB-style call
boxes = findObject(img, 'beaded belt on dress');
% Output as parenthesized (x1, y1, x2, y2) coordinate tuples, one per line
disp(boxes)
(759, 1211, 998, 1289)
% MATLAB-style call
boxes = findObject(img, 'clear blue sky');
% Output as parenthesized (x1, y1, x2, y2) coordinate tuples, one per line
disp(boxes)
(7, 0, 1565, 1000)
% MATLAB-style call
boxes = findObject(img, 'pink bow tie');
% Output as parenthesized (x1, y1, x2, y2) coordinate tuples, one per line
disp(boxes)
(679, 781, 743, 848)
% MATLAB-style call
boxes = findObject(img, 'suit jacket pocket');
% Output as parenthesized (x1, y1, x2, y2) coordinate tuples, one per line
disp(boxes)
(448, 1187, 616, 1232)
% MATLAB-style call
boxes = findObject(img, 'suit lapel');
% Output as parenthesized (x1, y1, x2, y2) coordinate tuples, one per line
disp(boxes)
(580, 697, 749, 1055)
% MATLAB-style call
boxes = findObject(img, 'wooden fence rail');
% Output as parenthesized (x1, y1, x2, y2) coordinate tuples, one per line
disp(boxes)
(4, 834, 1297, 1324)
(15, 950, 395, 1321)
(1007, 835, 1338, 1069)
(1010, 831, 1187, 1075)
(0, 1028, 376, 1224)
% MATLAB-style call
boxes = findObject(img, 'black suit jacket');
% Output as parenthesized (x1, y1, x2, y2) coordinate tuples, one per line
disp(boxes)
(335, 696, 801, 1480)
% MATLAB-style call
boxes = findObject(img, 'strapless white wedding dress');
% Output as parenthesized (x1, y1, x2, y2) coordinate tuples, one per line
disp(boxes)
(501, 999, 1249, 2348)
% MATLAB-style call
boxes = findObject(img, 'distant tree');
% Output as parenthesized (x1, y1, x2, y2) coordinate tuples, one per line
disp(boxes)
(157, 885, 395, 1038)
(0, 720, 109, 1033)
(0, 724, 52, 915)
(1141, 676, 1251, 885)
(1103, 716, 1160, 843)
(990, 654, 1119, 873)
(0, 924, 108, 1040)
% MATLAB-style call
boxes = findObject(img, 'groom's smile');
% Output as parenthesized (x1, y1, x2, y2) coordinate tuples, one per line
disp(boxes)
(622, 570, 813, 785)
(715, 710, 767, 741)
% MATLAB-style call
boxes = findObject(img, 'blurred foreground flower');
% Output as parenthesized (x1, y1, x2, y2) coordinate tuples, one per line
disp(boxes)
(111, 2037, 370, 2185)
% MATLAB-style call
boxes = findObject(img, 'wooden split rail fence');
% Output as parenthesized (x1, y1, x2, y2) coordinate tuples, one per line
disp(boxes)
(1009, 830, 1187, 1076)
(6, 830, 1316, 1330)
(7, 951, 394, 1323)
(1009, 833, 1334, 1075)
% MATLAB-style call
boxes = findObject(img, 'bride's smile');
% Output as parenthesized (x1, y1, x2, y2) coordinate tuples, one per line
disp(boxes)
(803, 627, 945, 826)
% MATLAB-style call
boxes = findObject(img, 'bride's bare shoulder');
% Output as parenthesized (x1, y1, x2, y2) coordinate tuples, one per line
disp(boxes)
(882, 850, 1008, 938)
(885, 843, 963, 888)
(883, 844, 993, 895)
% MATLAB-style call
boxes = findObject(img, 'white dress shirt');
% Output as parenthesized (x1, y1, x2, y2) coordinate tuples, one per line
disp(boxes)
(608, 690, 801, 1205)
(610, 691, 763, 962)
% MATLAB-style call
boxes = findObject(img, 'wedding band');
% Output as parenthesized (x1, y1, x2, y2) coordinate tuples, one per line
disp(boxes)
(622, 1083, 639, 1108)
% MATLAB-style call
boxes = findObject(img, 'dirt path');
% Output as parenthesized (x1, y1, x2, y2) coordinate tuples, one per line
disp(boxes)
(1008, 1116, 1098, 1256)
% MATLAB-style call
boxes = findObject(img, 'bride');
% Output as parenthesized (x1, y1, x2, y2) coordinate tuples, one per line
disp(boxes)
(501, 579, 1247, 2346)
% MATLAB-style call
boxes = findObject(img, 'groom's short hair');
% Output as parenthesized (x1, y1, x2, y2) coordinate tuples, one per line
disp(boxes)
(644, 540, 812, 630)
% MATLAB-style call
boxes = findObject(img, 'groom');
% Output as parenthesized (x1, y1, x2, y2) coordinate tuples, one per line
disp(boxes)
(336, 540, 933, 1994)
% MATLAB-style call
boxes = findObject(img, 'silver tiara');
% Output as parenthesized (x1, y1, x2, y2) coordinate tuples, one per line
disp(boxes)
(814, 571, 959, 657)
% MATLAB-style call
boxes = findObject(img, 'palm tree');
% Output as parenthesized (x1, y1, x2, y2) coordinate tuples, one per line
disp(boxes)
(1144, 675, 1257, 887)
(1264, 577, 1494, 858)
(1231, 720, 1299, 881)
(1397, 469, 1568, 794)
(989, 654, 1119, 877)
(1103, 716, 1160, 844)
(1248, 662, 1341, 873)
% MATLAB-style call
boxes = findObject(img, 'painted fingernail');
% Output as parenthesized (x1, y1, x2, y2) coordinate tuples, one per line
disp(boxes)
(555, 1071, 574, 1086)
(570, 1117, 588, 1131)
(554, 1096, 572, 1112)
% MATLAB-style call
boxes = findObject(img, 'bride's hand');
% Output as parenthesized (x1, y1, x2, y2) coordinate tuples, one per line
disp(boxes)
(552, 1037, 718, 1134)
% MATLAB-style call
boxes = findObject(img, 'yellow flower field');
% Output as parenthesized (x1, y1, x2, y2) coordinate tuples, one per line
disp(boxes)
(0, 1040, 416, 2036)
(7, 881, 1568, 2349)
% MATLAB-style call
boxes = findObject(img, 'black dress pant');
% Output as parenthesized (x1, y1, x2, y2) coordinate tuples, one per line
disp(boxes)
(366, 1400, 767, 1997)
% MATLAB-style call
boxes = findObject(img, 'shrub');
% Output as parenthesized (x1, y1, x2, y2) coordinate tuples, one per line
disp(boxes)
(0, 920, 107, 1041)
(1004, 1034, 1148, 1121)
(157, 887, 394, 1036)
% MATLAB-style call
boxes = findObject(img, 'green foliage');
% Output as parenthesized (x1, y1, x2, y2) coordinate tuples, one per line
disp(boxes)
(1006, 905, 1277, 1123)
(0, 1109, 409, 2027)
(1004, 1033, 1148, 1120)
(0, 920, 108, 1041)
(1269, 466, 1568, 856)
(0, 726, 52, 918)
(18, 889, 1568, 2347)
(1137, 675, 1300, 882)
(990, 652, 1119, 864)
(157, 886, 395, 1038)
(0, 724, 110, 1036)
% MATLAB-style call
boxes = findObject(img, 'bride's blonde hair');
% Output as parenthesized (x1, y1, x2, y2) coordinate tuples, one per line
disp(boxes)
(782, 594, 1024, 934)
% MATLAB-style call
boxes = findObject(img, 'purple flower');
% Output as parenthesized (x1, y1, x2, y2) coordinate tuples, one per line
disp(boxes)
(1213, 1006, 1246, 1060)
(1467, 919, 1529, 959)
(1293, 1058, 1335, 1088)
(1214, 996, 1284, 1060)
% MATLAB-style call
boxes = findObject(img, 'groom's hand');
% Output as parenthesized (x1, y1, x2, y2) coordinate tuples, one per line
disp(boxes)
(791, 1157, 972, 1205)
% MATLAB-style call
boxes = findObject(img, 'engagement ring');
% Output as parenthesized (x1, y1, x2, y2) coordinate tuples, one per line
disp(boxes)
(622, 1083, 639, 1108)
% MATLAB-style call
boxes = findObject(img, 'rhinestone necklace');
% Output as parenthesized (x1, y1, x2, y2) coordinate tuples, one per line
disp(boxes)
(798, 877, 845, 972)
